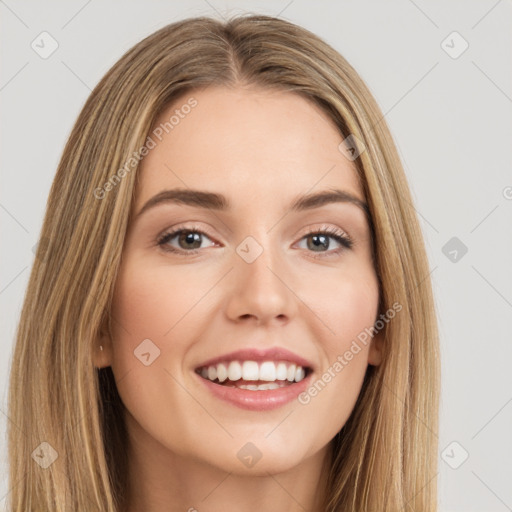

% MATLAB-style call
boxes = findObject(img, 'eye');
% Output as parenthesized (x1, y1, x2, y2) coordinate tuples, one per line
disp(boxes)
(156, 225, 217, 255)
(156, 224, 353, 258)
(296, 226, 353, 258)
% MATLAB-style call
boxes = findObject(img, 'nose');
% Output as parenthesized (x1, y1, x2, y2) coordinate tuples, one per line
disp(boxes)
(224, 239, 299, 326)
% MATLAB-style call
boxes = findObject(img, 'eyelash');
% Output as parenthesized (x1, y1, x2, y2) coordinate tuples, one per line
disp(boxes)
(155, 224, 353, 258)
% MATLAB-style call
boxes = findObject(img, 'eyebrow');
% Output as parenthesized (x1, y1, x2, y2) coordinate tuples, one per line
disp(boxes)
(135, 187, 369, 219)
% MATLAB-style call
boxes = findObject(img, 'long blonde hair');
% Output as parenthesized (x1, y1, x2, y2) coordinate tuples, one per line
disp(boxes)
(7, 14, 440, 511)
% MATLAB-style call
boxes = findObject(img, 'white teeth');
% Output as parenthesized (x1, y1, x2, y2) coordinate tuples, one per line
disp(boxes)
(242, 361, 259, 381)
(208, 366, 217, 381)
(238, 382, 281, 391)
(198, 360, 308, 385)
(259, 382, 280, 390)
(276, 362, 288, 381)
(259, 361, 276, 381)
(227, 361, 242, 381)
(242, 384, 260, 391)
(217, 363, 228, 382)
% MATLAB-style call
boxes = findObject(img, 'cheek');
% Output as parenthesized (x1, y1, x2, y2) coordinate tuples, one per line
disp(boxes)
(111, 258, 210, 343)
(304, 265, 379, 352)
(108, 261, 184, 389)
(295, 269, 378, 428)
(324, 274, 378, 381)
(108, 261, 211, 451)
(108, 256, 222, 405)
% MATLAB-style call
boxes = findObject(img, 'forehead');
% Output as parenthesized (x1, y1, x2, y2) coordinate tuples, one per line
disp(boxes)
(135, 86, 364, 211)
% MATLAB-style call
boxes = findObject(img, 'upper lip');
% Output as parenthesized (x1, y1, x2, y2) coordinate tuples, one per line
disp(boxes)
(196, 347, 314, 370)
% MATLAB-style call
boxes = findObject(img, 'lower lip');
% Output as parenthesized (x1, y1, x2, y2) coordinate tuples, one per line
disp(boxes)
(196, 372, 312, 411)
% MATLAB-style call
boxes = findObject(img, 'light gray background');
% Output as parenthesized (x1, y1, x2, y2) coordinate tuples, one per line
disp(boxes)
(1, 1, 511, 510)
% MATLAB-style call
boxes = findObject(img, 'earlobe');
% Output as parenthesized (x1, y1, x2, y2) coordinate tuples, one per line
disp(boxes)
(93, 331, 113, 369)
(368, 330, 384, 366)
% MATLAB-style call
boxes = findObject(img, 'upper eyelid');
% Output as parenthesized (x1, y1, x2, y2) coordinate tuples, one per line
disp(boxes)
(157, 224, 352, 249)
(157, 224, 217, 244)
(157, 223, 350, 238)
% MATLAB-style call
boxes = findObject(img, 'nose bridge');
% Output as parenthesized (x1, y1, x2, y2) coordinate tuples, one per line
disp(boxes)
(238, 233, 280, 289)
(225, 231, 297, 323)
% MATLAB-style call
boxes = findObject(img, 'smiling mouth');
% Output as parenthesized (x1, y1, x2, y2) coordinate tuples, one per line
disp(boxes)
(195, 360, 311, 391)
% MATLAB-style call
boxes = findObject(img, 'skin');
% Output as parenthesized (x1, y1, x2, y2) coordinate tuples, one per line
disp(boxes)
(95, 85, 383, 512)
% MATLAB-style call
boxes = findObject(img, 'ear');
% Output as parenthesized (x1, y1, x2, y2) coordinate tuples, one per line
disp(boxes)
(93, 321, 114, 369)
(367, 328, 384, 366)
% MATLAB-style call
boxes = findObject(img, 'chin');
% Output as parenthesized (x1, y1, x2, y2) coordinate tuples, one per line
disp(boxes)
(190, 436, 322, 477)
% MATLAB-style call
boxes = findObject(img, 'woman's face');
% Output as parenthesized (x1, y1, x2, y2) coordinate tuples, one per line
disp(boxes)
(98, 85, 383, 475)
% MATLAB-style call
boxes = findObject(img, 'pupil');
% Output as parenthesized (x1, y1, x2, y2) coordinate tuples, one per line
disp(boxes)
(180, 231, 201, 249)
(309, 234, 328, 251)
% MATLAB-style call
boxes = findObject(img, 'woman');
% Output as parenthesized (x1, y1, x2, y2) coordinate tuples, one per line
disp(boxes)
(7, 14, 440, 512)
